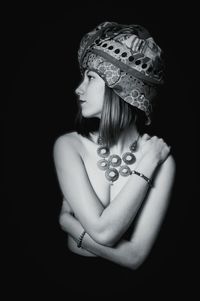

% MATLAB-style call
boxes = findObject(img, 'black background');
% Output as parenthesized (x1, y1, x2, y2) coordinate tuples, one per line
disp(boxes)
(4, 3, 197, 299)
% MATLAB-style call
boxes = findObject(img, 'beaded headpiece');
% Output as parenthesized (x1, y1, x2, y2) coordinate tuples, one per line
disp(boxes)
(78, 21, 165, 124)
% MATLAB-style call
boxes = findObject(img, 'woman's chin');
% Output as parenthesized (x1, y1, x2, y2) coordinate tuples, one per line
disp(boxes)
(82, 111, 101, 119)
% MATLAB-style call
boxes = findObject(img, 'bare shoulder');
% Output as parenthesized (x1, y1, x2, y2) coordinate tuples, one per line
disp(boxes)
(154, 154, 176, 188)
(163, 154, 176, 173)
(54, 131, 82, 151)
(53, 131, 83, 164)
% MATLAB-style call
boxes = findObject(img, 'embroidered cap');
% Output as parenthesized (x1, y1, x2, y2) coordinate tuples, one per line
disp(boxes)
(78, 21, 165, 124)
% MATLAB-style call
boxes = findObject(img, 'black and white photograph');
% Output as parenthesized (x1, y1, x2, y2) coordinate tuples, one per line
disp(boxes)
(4, 3, 197, 299)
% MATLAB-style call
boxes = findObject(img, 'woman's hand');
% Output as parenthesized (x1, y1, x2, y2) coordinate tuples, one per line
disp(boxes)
(138, 134, 171, 165)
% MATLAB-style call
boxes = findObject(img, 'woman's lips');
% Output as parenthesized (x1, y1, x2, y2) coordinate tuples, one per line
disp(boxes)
(80, 100, 86, 104)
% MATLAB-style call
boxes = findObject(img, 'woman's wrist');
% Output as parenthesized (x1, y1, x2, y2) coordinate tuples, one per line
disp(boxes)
(131, 170, 153, 187)
(135, 154, 159, 179)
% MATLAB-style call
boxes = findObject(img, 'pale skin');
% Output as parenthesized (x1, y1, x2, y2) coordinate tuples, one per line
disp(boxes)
(53, 70, 176, 270)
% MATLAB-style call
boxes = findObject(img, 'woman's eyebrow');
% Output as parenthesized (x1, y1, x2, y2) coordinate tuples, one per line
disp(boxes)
(87, 70, 96, 75)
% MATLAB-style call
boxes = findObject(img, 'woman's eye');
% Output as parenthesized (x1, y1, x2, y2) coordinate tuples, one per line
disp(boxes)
(88, 74, 95, 80)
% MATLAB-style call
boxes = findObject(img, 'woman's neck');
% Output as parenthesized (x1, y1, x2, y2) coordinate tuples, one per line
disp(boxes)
(110, 123, 139, 155)
(91, 123, 139, 155)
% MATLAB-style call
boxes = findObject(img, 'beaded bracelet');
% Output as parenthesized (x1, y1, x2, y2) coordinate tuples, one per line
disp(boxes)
(131, 170, 153, 187)
(77, 230, 86, 248)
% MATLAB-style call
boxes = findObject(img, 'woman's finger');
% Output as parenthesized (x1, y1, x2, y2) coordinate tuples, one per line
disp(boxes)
(142, 133, 151, 140)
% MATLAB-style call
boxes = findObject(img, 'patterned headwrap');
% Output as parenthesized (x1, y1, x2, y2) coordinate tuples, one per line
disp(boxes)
(78, 21, 164, 124)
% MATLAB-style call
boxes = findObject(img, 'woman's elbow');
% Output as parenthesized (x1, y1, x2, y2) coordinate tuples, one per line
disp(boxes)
(90, 231, 114, 247)
(128, 256, 145, 270)
(126, 246, 148, 270)
(89, 227, 119, 247)
(59, 213, 70, 231)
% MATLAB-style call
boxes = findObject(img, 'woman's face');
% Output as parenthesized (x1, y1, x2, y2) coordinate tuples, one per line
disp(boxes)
(75, 70, 105, 118)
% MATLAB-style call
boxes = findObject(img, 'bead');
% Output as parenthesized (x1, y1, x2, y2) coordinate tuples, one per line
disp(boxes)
(97, 137, 104, 145)
(129, 56, 134, 62)
(135, 60, 141, 65)
(130, 140, 137, 151)
(131, 170, 153, 187)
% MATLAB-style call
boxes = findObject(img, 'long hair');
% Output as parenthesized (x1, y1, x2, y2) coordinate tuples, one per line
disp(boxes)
(75, 85, 147, 147)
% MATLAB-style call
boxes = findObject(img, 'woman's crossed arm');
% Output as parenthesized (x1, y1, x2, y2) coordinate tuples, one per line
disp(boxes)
(54, 133, 175, 251)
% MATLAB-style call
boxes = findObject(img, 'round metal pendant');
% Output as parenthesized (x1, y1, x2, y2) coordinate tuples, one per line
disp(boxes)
(119, 165, 132, 177)
(97, 146, 110, 158)
(105, 168, 119, 182)
(108, 154, 122, 167)
(122, 152, 136, 165)
(97, 159, 109, 170)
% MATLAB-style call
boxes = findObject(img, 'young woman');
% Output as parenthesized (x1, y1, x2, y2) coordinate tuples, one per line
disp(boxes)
(53, 21, 175, 290)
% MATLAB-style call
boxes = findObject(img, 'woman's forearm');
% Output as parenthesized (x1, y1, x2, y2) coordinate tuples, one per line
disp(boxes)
(55, 135, 170, 247)
(59, 154, 174, 268)
(97, 156, 158, 245)
(59, 212, 141, 270)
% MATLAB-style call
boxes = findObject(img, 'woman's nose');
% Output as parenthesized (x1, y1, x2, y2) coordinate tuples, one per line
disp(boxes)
(75, 86, 82, 96)
(75, 81, 85, 96)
